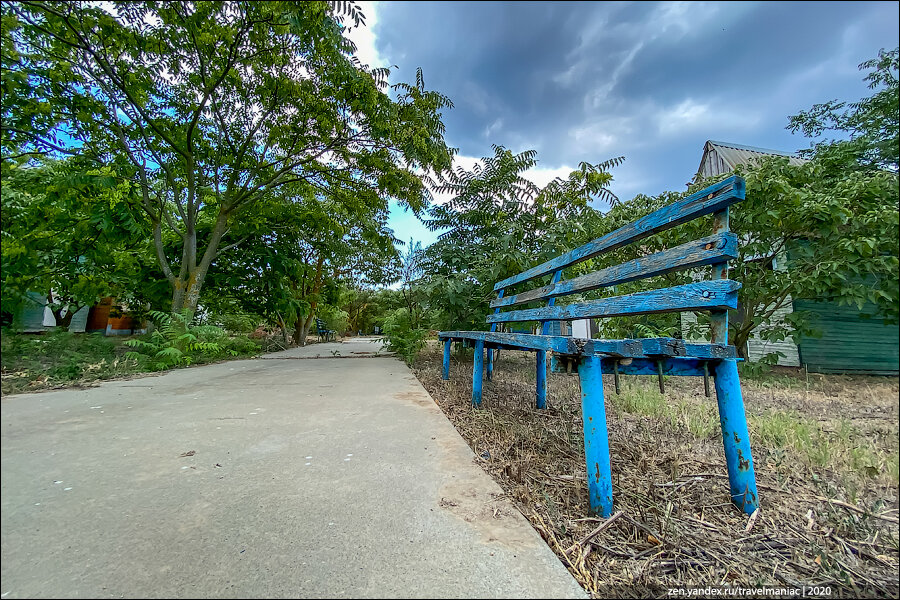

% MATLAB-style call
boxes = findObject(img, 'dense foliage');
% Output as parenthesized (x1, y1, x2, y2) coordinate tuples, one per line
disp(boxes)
(2, 0, 453, 318)
(1, 0, 895, 376)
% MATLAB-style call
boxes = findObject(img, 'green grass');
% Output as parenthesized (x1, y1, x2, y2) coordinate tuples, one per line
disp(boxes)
(612, 383, 719, 439)
(1, 329, 137, 394)
(610, 378, 899, 486)
(1, 327, 262, 395)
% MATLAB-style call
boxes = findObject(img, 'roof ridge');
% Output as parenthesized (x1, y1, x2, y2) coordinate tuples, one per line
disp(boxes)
(707, 140, 798, 157)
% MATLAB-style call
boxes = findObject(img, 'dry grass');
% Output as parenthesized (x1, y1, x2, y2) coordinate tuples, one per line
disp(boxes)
(412, 343, 899, 598)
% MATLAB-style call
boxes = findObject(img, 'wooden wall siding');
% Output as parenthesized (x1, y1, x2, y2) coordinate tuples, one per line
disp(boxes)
(67, 306, 89, 333)
(795, 299, 899, 374)
(746, 297, 800, 367)
(700, 146, 731, 178)
(698, 141, 807, 179)
(681, 304, 801, 367)
(19, 292, 48, 332)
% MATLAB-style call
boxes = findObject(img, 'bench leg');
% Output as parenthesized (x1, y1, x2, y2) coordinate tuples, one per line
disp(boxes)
(577, 355, 613, 517)
(713, 359, 759, 515)
(536, 350, 548, 409)
(442, 339, 451, 380)
(486, 346, 493, 381)
(472, 340, 484, 406)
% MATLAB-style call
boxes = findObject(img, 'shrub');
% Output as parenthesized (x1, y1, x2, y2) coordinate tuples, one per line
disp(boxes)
(213, 312, 261, 334)
(381, 307, 428, 363)
(125, 310, 229, 370)
(318, 305, 349, 336)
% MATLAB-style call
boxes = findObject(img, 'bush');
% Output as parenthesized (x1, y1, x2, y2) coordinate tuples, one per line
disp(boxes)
(318, 304, 349, 336)
(221, 334, 261, 355)
(212, 312, 261, 334)
(125, 310, 235, 370)
(381, 307, 428, 363)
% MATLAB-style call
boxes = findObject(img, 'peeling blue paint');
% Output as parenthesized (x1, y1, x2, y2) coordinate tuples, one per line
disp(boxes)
(439, 176, 758, 516)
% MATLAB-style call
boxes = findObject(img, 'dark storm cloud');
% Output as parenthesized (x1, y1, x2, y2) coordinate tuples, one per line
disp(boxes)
(373, 1, 899, 197)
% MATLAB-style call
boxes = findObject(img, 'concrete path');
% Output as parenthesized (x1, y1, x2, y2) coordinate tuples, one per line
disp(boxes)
(1, 338, 585, 599)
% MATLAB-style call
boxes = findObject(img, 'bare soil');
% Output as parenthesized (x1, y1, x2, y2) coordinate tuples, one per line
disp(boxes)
(412, 344, 899, 598)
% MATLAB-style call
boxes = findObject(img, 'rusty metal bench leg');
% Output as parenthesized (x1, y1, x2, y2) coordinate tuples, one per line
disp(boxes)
(442, 339, 451, 380)
(577, 355, 613, 516)
(472, 339, 484, 406)
(713, 358, 759, 515)
(536, 350, 548, 409)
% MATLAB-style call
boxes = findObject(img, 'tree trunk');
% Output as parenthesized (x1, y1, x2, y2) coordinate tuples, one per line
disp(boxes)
(170, 273, 204, 319)
(732, 325, 752, 361)
(51, 306, 76, 330)
(294, 313, 315, 347)
(163, 214, 229, 320)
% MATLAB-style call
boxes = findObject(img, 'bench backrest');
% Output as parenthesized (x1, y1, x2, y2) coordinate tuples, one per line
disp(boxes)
(487, 175, 745, 346)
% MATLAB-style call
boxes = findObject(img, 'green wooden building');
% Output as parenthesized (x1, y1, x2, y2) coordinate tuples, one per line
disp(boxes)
(686, 141, 898, 374)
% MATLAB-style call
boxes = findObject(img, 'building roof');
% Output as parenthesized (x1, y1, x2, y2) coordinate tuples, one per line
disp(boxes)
(697, 140, 807, 178)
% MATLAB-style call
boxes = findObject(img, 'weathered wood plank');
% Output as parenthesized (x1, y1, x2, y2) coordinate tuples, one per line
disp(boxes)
(540, 270, 563, 335)
(438, 331, 641, 356)
(709, 207, 731, 345)
(491, 233, 738, 308)
(683, 343, 736, 359)
(485, 280, 741, 324)
(493, 176, 745, 291)
(438, 331, 737, 360)
(640, 337, 685, 356)
(552, 356, 714, 377)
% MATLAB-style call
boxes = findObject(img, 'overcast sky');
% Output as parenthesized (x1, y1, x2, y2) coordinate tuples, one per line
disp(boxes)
(345, 1, 899, 247)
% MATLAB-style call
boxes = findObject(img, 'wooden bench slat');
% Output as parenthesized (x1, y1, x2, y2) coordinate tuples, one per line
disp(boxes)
(492, 175, 745, 291)
(491, 232, 738, 308)
(485, 280, 740, 323)
(438, 331, 639, 355)
(552, 356, 715, 377)
(437, 331, 737, 359)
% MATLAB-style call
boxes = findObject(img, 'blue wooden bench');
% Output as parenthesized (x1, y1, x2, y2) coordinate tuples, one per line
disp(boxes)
(439, 175, 758, 518)
(315, 317, 336, 342)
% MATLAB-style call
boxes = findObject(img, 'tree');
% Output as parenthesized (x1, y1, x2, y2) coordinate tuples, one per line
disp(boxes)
(202, 179, 401, 345)
(789, 47, 898, 171)
(341, 285, 396, 336)
(1, 158, 150, 327)
(420, 145, 621, 331)
(3, 1, 454, 316)
(397, 238, 425, 329)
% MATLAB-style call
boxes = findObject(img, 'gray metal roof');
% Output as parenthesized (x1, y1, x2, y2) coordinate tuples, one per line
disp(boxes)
(698, 140, 807, 178)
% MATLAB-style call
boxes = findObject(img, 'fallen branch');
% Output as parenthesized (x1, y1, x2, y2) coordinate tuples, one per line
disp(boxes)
(564, 511, 624, 556)
(815, 496, 900, 524)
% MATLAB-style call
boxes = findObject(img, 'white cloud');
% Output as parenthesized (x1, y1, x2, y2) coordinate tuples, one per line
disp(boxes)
(522, 165, 574, 189)
(656, 98, 761, 137)
(343, 1, 388, 70)
(425, 154, 483, 206)
(568, 117, 634, 157)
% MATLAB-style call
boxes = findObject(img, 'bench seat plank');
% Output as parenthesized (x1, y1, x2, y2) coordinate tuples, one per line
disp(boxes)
(553, 356, 716, 377)
(438, 331, 736, 359)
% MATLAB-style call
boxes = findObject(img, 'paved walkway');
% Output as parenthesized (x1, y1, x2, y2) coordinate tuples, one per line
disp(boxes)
(1, 338, 584, 598)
